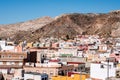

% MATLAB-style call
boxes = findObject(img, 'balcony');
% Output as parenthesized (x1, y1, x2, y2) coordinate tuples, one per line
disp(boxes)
(0, 65, 23, 68)
(0, 58, 23, 61)
(35, 63, 61, 68)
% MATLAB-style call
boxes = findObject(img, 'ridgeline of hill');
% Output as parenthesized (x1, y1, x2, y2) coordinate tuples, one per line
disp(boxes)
(0, 10, 120, 42)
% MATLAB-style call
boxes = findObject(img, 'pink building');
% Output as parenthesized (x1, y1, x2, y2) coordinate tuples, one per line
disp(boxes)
(14, 45, 23, 52)
(52, 43, 59, 48)
(110, 53, 120, 62)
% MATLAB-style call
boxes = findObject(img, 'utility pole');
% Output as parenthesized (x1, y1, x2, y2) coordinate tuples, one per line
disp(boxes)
(107, 58, 109, 80)
(80, 68, 82, 80)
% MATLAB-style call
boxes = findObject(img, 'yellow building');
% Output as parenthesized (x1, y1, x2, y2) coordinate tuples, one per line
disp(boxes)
(26, 42, 33, 48)
(117, 63, 120, 68)
(52, 74, 90, 80)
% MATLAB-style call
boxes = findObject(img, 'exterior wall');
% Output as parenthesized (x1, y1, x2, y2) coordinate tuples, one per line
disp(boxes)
(52, 43, 59, 48)
(24, 73, 34, 80)
(86, 53, 107, 62)
(110, 53, 120, 61)
(60, 57, 86, 62)
(0, 40, 16, 52)
(26, 42, 33, 48)
(14, 69, 24, 79)
(37, 49, 58, 58)
(90, 62, 116, 80)
(24, 73, 41, 80)
(98, 44, 107, 52)
(24, 72, 48, 80)
(52, 74, 89, 80)
(0, 41, 6, 49)
(1, 46, 15, 52)
(0, 52, 27, 78)
(37, 51, 41, 63)
(116, 43, 120, 47)
(59, 41, 74, 48)
(36, 50, 47, 63)
(14, 45, 23, 52)
(99, 53, 109, 58)
(0, 52, 27, 60)
(30, 48, 58, 62)
(46, 50, 58, 58)
(24, 64, 73, 79)
(24, 66, 58, 79)
(77, 50, 84, 57)
(28, 51, 37, 63)
(67, 62, 85, 72)
(58, 48, 77, 56)
(0, 69, 7, 74)
(0, 61, 23, 66)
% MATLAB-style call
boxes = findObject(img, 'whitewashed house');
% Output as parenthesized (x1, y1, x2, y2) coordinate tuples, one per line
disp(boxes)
(90, 62, 116, 80)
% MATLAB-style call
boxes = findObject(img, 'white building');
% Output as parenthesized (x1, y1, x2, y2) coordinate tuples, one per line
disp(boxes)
(58, 48, 77, 56)
(90, 62, 116, 80)
(24, 72, 48, 80)
(59, 41, 74, 48)
(77, 50, 84, 57)
(0, 40, 15, 52)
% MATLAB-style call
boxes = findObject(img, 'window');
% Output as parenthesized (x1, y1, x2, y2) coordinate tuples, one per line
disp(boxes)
(101, 65, 104, 68)
(42, 70, 46, 73)
(19, 62, 23, 65)
(116, 54, 119, 56)
(116, 71, 120, 78)
(0, 62, 3, 65)
(81, 67, 83, 70)
(109, 65, 111, 69)
(10, 62, 15, 65)
(36, 70, 39, 72)
(45, 77, 47, 80)
(20, 56, 24, 59)
(2, 55, 4, 58)
(50, 71, 53, 76)
(41, 78, 44, 80)
(8, 56, 11, 58)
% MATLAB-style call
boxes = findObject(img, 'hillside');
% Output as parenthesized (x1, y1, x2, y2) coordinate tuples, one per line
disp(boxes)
(0, 16, 53, 38)
(0, 10, 120, 42)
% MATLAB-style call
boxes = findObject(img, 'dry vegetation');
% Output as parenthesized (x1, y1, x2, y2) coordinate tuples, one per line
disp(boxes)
(0, 10, 120, 42)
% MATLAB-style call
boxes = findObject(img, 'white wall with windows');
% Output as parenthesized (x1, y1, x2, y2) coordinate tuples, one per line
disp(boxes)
(90, 62, 116, 80)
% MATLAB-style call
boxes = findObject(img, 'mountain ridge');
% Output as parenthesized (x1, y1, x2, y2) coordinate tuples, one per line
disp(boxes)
(0, 10, 120, 42)
(0, 16, 53, 38)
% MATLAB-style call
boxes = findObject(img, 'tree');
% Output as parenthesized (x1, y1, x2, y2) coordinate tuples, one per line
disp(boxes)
(66, 34, 70, 40)
(0, 37, 2, 40)
(82, 32, 86, 35)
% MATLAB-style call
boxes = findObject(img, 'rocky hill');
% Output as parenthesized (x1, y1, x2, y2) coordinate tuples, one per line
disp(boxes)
(0, 16, 53, 38)
(0, 10, 120, 42)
